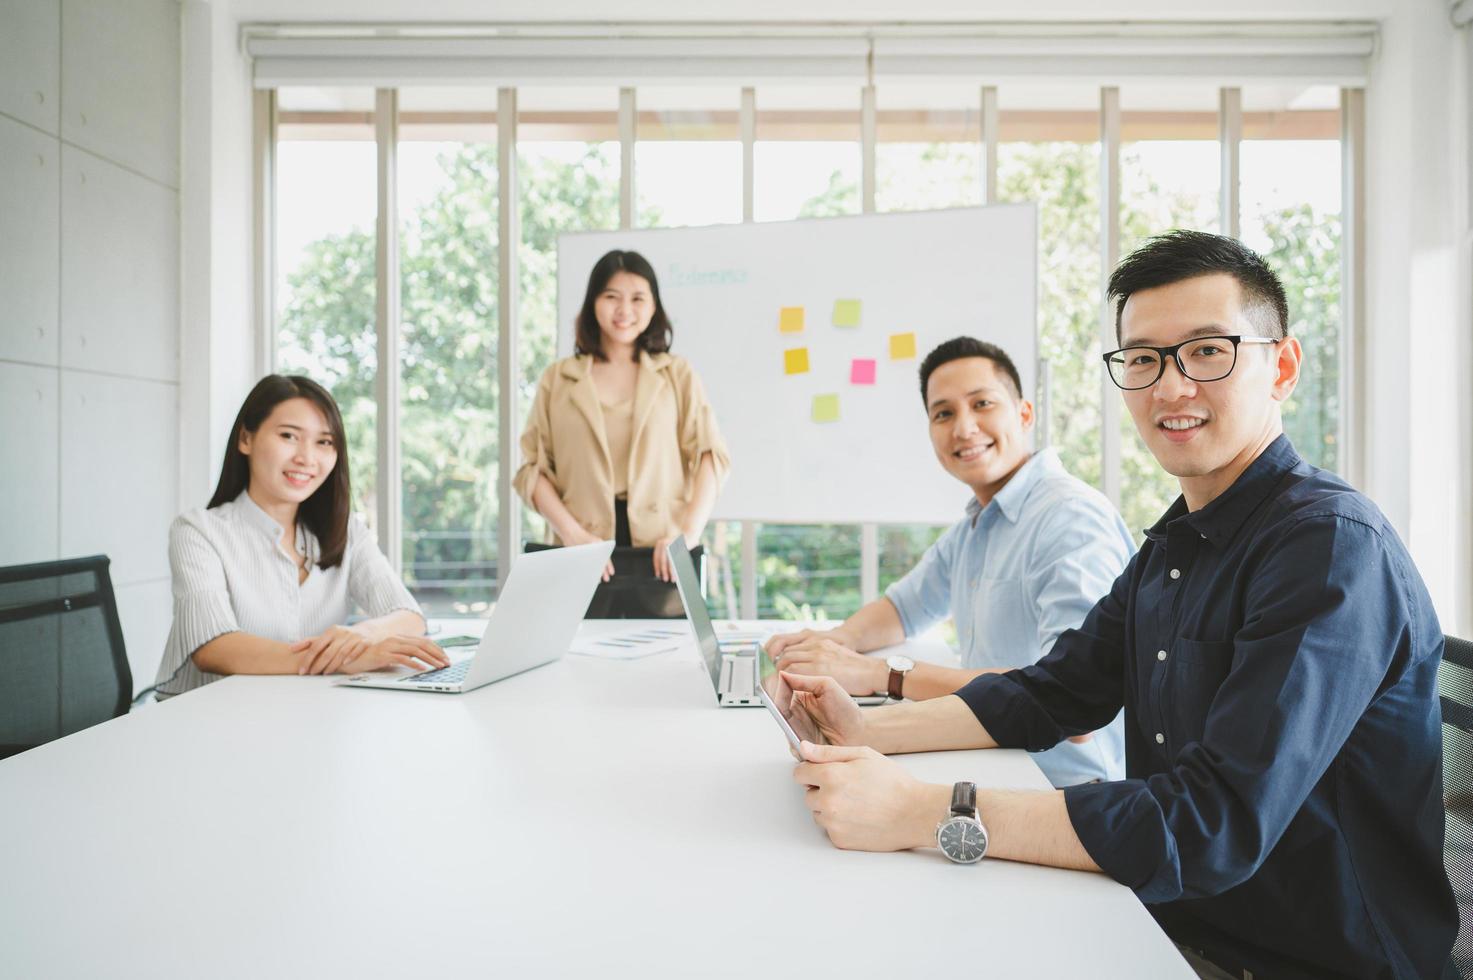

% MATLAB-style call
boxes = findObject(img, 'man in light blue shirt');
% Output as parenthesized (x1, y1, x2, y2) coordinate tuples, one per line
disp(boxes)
(767, 336, 1134, 786)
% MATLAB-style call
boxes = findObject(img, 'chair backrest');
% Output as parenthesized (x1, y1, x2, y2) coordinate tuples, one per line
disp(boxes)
(1441, 635, 1473, 978)
(0, 555, 131, 759)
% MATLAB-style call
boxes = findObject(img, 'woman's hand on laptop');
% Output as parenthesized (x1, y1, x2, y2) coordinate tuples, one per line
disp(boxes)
(773, 637, 888, 697)
(338, 636, 450, 675)
(781, 671, 868, 747)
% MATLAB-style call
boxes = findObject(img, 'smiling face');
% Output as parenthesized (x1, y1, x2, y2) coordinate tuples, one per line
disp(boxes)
(238, 397, 339, 511)
(1118, 273, 1301, 509)
(925, 356, 1034, 503)
(593, 270, 656, 353)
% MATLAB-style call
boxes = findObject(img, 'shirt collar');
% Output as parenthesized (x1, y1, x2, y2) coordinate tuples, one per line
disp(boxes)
(232, 489, 285, 538)
(230, 489, 318, 560)
(1143, 433, 1302, 547)
(964, 448, 1061, 525)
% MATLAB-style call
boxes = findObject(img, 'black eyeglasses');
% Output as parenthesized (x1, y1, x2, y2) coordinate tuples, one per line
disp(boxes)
(1101, 335, 1280, 391)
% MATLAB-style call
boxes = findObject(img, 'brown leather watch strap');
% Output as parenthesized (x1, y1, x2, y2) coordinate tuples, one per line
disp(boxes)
(887, 665, 906, 701)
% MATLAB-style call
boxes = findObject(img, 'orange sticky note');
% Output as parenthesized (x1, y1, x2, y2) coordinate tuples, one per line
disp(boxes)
(889, 332, 917, 360)
(779, 307, 805, 333)
(811, 393, 840, 423)
(784, 347, 810, 375)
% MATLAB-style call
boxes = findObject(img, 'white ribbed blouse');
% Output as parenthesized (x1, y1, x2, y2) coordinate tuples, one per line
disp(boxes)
(155, 491, 421, 698)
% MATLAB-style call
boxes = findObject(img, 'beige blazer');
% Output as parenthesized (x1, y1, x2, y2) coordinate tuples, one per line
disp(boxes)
(515, 351, 731, 546)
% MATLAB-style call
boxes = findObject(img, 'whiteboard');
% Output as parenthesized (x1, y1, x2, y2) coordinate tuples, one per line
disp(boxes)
(556, 205, 1037, 525)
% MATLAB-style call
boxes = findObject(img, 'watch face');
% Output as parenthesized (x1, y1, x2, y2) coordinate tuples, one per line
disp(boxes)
(886, 655, 915, 672)
(938, 817, 987, 864)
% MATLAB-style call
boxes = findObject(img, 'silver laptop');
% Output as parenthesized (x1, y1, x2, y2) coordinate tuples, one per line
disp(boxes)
(338, 540, 615, 694)
(664, 536, 763, 706)
(664, 537, 888, 708)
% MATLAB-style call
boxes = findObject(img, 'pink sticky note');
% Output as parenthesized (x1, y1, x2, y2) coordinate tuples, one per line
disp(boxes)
(850, 358, 877, 385)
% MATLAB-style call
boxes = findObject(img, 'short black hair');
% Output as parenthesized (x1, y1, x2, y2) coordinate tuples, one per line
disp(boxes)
(574, 249, 673, 361)
(918, 336, 1024, 409)
(1106, 230, 1289, 342)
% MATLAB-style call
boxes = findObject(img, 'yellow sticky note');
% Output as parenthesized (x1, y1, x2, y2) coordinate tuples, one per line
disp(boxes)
(832, 299, 862, 327)
(889, 332, 917, 360)
(812, 393, 840, 423)
(779, 307, 805, 333)
(784, 347, 810, 375)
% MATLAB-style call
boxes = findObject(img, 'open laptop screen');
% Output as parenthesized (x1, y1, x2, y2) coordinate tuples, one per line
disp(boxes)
(666, 536, 724, 692)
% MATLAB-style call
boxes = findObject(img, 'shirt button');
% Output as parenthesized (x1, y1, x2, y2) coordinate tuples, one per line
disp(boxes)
(1157, 650, 1167, 661)
(1155, 733, 1165, 745)
(1169, 568, 1181, 580)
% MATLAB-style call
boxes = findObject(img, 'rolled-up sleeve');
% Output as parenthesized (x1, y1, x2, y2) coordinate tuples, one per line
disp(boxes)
(345, 516, 422, 620)
(1062, 516, 1404, 903)
(674, 362, 731, 487)
(966, 515, 1409, 905)
(514, 366, 558, 507)
(883, 522, 962, 638)
(157, 516, 240, 688)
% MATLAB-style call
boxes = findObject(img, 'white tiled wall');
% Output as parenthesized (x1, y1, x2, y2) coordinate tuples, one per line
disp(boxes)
(0, 0, 180, 695)
(60, 147, 179, 381)
(0, 115, 60, 366)
(0, 363, 60, 566)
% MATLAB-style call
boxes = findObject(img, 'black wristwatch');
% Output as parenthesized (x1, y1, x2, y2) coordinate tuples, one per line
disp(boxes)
(936, 781, 988, 864)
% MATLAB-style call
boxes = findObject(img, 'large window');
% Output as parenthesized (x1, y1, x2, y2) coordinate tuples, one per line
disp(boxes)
(636, 87, 742, 228)
(274, 88, 379, 523)
(1241, 86, 1343, 473)
(395, 88, 500, 614)
(267, 72, 1357, 624)
(998, 85, 1103, 495)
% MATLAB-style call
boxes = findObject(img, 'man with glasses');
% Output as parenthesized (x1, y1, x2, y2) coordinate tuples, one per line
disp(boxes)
(780, 231, 1455, 979)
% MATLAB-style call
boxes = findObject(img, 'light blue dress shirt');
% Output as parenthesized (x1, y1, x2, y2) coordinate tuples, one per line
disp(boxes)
(884, 449, 1135, 787)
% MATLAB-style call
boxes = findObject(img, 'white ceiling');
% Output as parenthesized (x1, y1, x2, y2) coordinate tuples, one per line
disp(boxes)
(228, 0, 1397, 23)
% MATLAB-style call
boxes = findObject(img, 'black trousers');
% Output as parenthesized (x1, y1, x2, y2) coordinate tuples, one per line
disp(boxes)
(525, 499, 701, 619)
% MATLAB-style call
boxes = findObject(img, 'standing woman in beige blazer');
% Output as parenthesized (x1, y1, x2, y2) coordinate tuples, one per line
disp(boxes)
(515, 250, 730, 615)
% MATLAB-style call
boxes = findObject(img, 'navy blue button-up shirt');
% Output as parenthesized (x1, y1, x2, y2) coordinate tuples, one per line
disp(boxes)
(956, 435, 1455, 979)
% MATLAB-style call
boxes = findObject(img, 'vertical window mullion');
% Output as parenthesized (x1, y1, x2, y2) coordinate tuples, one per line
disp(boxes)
(619, 88, 636, 229)
(1340, 87, 1367, 491)
(374, 88, 402, 573)
(740, 86, 757, 619)
(981, 85, 998, 206)
(1098, 86, 1122, 509)
(497, 88, 520, 590)
(252, 89, 276, 379)
(1219, 87, 1242, 240)
(860, 81, 878, 605)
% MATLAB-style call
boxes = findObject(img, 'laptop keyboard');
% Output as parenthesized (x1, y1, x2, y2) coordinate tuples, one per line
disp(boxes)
(399, 660, 471, 684)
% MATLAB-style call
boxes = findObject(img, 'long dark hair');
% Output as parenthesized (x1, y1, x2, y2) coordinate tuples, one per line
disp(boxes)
(208, 375, 352, 569)
(574, 250, 673, 361)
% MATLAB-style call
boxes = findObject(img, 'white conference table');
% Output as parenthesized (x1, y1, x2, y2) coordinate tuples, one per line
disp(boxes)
(0, 619, 1191, 979)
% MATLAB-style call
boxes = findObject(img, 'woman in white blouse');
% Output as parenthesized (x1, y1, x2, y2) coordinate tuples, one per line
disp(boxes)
(155, 375, 448, 698)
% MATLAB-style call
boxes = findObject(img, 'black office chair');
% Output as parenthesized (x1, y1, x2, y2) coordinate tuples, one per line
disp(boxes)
(0, 555, 132, 759)
(1441, 634, 1473, 979)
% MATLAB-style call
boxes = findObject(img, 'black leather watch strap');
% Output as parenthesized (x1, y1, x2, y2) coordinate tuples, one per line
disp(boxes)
(950, 780, 978, 817)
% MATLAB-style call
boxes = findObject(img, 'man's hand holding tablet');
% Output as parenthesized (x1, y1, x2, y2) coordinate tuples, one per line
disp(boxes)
(756, 646, 869, 752)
